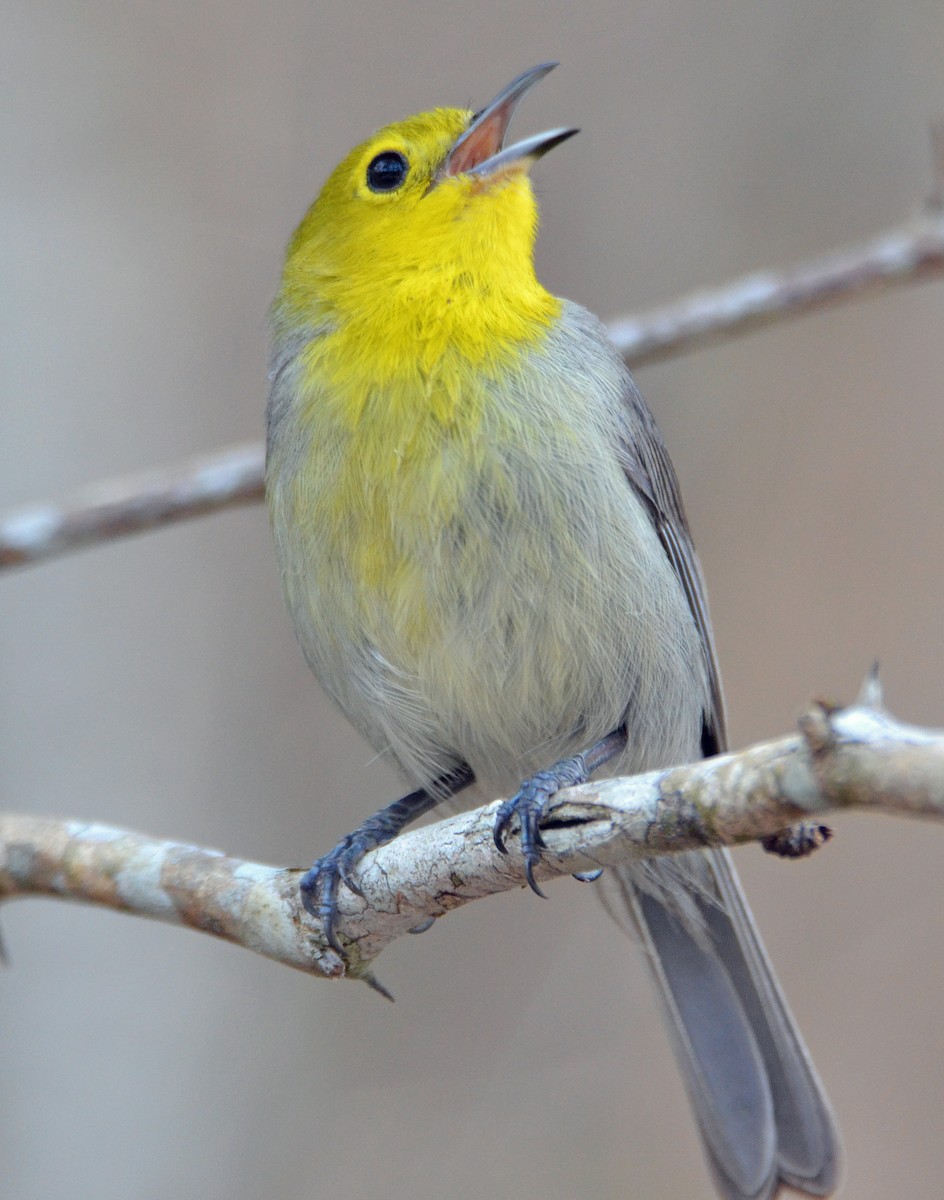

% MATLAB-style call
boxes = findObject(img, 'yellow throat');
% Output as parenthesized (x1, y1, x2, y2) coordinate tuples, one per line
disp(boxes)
(274, 74, 578, 422)
(268, 66, 577, 626)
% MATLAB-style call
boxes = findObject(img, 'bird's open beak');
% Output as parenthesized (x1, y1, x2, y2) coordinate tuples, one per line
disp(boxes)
(439, 62, 578, 182)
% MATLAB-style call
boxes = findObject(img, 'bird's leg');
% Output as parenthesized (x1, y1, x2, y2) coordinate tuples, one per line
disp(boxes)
(493, 724, 628, 896)
(301, 762, 475, 953)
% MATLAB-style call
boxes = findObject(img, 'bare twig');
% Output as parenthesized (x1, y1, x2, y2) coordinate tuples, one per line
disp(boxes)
(607, 211, 944, 365)
(3, 688, 942, 983)
(2, 196, 944, 572)
(927, 121, 944, 212)
(0, 443, 264, 569)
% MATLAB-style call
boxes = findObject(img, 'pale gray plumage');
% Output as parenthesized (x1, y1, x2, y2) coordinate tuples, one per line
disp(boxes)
(267, 299, 841, 1199)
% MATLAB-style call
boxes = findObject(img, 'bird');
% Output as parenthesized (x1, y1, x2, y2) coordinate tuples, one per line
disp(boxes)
(265, 62, 841, 1200)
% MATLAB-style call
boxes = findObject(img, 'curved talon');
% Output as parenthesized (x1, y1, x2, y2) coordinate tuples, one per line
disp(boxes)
(573, 868, 604, 883)
(493, 800, 516, 854)
(524, 860, 548, 899)
(492, 756, 591, 897)
(300, 863, 345, 954)
(517, 792, 549, 897)
(299, 864, 326, 920)
(338, 855, 366, 898)
(408, 917, 437, 934)
(300, 839, 366, 953)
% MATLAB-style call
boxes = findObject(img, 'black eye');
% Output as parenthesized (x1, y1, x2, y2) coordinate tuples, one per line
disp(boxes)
(366, 150, 409, 192)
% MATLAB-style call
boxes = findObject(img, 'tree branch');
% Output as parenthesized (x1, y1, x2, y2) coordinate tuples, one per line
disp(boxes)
(3, 177, 943, 572)
(606, 209, 944, 366)
(0, 443, 264, 570)
(3, 683, 942, 988)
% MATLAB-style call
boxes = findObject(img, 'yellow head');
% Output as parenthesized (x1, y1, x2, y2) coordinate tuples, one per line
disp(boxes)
(274, 64, 578, 377)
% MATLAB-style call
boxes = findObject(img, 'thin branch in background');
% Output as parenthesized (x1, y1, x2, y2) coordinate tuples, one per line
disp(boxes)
(927, 120, 944, 212)
(3, 685, 943, 984)
(2, 147, 943, 573)
(607, 210, 944, 365)
(0, 443, 264, 570)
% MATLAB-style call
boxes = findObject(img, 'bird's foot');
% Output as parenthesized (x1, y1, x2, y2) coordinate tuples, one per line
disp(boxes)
(299, 768, 473, 955)
(300, 825, 384, 955)
(492, 754, 590, 897)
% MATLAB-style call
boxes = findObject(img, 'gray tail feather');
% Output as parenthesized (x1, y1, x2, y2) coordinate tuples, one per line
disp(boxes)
(601, 848, 841, 1200)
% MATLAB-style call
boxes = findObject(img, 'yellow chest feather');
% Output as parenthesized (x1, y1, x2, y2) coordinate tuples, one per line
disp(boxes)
(289, 264, 560, 598)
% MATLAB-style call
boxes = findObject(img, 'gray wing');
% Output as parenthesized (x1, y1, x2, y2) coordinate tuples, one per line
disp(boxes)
(614, 376, 727, 755)
(610, 368, 841, 1199)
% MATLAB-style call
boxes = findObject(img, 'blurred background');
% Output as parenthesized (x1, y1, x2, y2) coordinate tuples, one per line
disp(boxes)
(2, 3, 943, 1198)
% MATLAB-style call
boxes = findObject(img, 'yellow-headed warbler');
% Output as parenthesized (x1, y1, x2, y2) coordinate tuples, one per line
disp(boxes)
(266, 64, 840, 1200)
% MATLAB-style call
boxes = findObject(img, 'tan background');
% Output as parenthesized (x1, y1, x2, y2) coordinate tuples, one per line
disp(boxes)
(3, 3, 944, 1198)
